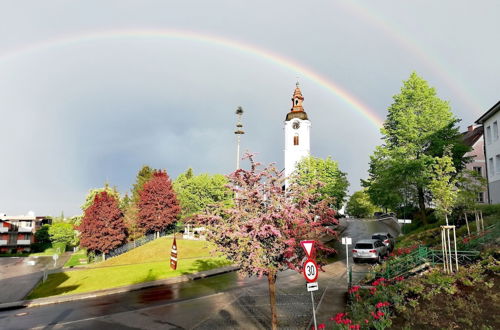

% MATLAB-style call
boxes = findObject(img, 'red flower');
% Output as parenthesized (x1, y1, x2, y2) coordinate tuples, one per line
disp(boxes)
(318, 324, 326, 329)
(365, 319, 369, 324)
(348, 285, 360, 294)
(375, 301, 390, 308)
(370, 287, 377, 295)
(349, 325, 360, 329)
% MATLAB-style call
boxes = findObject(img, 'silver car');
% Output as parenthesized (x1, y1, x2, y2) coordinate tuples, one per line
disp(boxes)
(371, 232, 396, 251)
(352, 239, 388, 263)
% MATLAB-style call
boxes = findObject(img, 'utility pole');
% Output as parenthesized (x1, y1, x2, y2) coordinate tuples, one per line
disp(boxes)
(234, 106, 245, 170)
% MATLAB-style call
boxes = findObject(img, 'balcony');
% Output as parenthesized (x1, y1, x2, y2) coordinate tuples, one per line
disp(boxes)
(18, 227, 33, 233)
(17, 240, 31, 245)
(0, 227, 8, 233)
(0, 240, 7, 246)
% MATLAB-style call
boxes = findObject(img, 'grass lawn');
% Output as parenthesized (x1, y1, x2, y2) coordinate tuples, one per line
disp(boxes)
(64, 249, 87, 267)
(27, 237, 230, 299)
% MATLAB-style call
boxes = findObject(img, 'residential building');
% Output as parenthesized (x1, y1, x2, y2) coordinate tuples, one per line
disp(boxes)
(462, 125, 488, 203)
(475, 100, 500, 204)
(0, 212, 51, 253)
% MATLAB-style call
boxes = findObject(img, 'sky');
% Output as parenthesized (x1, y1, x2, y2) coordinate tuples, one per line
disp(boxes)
(0, 1, 499, 216)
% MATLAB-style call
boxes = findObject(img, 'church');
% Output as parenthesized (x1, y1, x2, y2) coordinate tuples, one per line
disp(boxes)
(284, 83, 311, 187)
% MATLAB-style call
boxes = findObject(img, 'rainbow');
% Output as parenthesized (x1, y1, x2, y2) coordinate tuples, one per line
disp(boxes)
(0, 28, 384, 128)
(339, 1, 482, 114)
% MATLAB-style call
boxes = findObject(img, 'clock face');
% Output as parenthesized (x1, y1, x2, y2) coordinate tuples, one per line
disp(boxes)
(292, 121, 300, 130)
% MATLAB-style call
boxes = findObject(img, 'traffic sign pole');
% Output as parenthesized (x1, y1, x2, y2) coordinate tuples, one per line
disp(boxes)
(310, 290, 317, 330)
(342, 237, 352, 285)
(301, 240, 318, 330)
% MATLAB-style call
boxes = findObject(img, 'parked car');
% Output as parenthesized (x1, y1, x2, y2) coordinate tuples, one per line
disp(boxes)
(371, 232, 396, 251)
(352, 239, 388, 263)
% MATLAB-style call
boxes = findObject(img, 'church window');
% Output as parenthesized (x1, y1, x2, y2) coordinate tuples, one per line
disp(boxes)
(294, 135, 299, 146)
(295, 99, 298, 105)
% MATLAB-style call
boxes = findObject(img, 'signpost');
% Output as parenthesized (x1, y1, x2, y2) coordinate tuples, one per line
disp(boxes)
(170, 236, 178, 270)
(342, 237, 352, 284)
(52, 253, 59, 267)
(301, 240, 318, 330)
(398, 219, 412, 234)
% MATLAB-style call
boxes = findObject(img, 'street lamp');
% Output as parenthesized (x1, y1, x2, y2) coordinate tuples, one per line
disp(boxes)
(234, 106, 245, 170)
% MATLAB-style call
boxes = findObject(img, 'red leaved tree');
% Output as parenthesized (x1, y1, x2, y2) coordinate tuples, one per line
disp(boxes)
(78, 191, 127, 254)
(138, 170, 180, 234)
(196, 154, 337, 329)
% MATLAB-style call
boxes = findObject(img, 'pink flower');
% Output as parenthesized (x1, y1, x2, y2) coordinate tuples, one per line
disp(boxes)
(375, 301, 390, 308)
(349, 325, 360, 329)
(318, 324, 326, 329)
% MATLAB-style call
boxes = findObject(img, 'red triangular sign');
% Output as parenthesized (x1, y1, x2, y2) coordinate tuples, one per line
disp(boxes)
(300, 240, 315, 258)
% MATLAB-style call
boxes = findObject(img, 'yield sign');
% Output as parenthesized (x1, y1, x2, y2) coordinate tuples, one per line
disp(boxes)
(300, 240, 315, 258)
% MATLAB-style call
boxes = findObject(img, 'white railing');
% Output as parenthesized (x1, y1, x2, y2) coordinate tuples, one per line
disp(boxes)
(0, 227, 8, 233)
(0, 240, 7, 246)
(17, 240, 31, 245)
(18, 227, 32, 233)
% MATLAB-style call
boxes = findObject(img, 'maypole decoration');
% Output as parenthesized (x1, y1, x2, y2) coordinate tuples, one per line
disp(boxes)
(170, 236, 178, 270)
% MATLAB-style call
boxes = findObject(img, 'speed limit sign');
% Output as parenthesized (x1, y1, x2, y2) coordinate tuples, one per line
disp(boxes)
(303, 258, 318, 283)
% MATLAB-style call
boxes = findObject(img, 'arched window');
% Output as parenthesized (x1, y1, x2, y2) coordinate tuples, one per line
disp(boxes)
(294, 134, 299, 146)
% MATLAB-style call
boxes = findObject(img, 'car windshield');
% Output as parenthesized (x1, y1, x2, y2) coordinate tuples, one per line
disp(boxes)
(372, 235, 387, 240)
(355, 243, 373, 249)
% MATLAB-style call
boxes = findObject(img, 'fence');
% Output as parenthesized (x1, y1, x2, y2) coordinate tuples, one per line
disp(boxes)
(348, 246, 481, 286)
(106, 230, 170, 259)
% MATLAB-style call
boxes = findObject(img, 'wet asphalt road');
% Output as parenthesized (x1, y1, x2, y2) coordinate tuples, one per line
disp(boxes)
(0, 218, 400, 330)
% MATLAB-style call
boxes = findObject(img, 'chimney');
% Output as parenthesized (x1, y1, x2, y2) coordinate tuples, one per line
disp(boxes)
(468, 125, 475, 132)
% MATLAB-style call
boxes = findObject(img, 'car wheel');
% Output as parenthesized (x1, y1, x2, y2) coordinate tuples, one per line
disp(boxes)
(353, 258, 358, 264)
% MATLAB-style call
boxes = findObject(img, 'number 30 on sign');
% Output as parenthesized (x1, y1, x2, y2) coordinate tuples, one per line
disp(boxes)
(303, 259, 318, 283)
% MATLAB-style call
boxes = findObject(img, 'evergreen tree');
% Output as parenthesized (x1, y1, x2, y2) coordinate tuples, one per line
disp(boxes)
(78, 191, 127, 254)
(138, 170, 180, 234)
(132, 165, 154, 203)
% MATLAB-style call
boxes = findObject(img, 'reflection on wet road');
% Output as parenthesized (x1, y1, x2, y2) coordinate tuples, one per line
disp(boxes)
(0, 218, 400, 330)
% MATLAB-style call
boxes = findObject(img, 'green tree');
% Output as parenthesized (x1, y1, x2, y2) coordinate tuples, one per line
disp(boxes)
(131, 165, 154, 203)
(428, 149, 458, 225)
(346, 190, 380, 218)
(48, 222, 76, 246)
(81, 183, 120, 211)
(34, 224, 51, 244)
(291, 156, 349, 210)
(173, 169, 233, 220)
(363, 72, 471, 224)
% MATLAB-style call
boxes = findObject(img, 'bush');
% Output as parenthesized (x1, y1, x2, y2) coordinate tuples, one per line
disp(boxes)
(477, 204, 500, 217)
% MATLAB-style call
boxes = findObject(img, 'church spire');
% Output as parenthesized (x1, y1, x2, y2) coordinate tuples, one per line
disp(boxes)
(291, 82, 304, 112)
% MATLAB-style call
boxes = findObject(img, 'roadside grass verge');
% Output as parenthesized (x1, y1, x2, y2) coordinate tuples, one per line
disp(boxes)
(91, 236, 216, 267)
(27, 256, 231, 299)
(64, 249, 87, 268)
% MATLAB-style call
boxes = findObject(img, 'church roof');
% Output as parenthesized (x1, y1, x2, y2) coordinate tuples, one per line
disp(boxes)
(285, 82, 309, 121)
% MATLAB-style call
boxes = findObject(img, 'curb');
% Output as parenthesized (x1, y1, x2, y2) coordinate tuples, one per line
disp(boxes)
(0, 265, 239, 311)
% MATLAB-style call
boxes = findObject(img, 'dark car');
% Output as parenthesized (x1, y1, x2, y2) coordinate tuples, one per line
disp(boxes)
(371, 232, 396, 251)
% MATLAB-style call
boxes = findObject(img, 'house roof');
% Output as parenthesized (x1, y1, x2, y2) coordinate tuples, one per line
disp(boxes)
(461, 125, 483, 147)
(475, 100, 500, 124)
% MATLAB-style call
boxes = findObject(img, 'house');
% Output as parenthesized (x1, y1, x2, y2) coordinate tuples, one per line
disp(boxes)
(475, 100, 500, 204)
(461, 125, 488, 203)
(0, 212, 51, 253)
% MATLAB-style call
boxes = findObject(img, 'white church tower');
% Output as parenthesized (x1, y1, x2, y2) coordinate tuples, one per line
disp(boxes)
(284, 82, 311, 186)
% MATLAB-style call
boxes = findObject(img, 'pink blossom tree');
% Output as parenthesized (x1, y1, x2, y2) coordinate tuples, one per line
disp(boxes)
(196, 154, 337, 329)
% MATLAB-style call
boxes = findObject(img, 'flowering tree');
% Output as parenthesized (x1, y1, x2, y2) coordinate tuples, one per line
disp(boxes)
(196, 155, 337, 329)
(138, 170, 181, 234)
(78, 191, 127, 254)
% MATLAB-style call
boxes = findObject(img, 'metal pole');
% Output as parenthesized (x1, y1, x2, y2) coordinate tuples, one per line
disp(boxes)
(310, 291, 317, 330)
(236, 135, 241, 170)
(345, 243, 349, 284)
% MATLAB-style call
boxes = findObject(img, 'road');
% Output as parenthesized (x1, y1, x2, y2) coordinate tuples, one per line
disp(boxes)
(0, 218, 400, 330)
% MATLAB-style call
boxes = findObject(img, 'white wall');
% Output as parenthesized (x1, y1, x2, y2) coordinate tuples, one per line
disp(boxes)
(483, 112, 500, 203)
(284, 119, 311, 181)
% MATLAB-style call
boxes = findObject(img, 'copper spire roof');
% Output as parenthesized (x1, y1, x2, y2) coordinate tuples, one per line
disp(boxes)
(285, 82, 309, 121)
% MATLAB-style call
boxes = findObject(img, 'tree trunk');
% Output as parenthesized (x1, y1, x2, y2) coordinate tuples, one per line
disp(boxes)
(268, 270, 278, 330)
(417, 186, 427, 225)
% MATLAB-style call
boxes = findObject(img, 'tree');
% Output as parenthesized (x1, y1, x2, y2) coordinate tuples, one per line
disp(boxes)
(78, 191, 127, 254)
(48, 222, 75, 246)
(346, 190, 380, 218)
(132, 165, 154, 203)
(34, 224, 51, 251)
(123, 203, 144, 242)
(81, 183, 120, 211)
(291, 156, 349, 210)
(363, 72, 471, 224)
(428, 149, 459, 225)
(196, 155, 337, 329)
(138, 170, 180, 234)
(173, 169, 233, 220)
